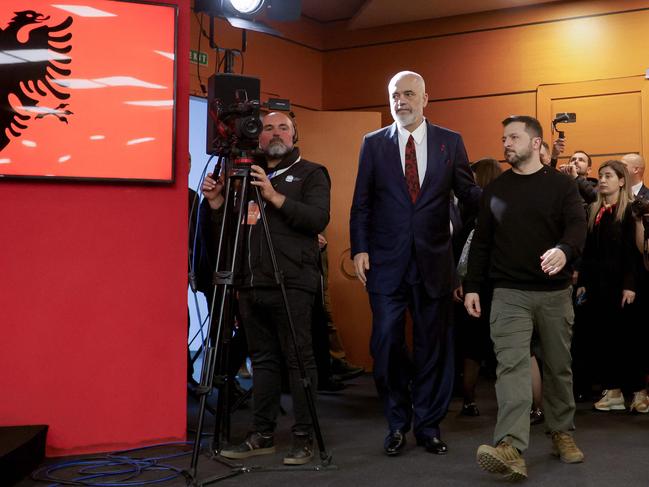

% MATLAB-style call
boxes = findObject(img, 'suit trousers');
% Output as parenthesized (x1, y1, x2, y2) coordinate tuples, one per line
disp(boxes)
(369, 282, 454, 439)
(490, 287, 576, 452)
(238, 288, 317, 434)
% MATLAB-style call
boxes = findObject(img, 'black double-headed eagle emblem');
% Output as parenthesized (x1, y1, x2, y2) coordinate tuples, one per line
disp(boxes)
(0, 10, 73, 150)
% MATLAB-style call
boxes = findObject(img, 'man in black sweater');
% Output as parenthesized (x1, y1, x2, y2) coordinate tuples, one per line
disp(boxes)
(464, 116, 587, 481)
(200, 112, 331, 465)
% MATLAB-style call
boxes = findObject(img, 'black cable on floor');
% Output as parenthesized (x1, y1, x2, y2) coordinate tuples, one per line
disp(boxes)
(31, 441, 193, 486)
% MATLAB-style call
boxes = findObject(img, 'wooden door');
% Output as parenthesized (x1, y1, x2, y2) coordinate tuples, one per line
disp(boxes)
(537, 76, 649, 180)
(295, 109, 382, 369)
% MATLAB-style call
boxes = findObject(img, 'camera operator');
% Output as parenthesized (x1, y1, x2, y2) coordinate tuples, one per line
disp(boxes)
(200, 111, 331, 465)
(559, 150, 598, 207)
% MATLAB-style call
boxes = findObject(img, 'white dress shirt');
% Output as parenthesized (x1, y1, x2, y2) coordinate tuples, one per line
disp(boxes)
(632, 181, 643, 196)
(397, 119, 427, 187)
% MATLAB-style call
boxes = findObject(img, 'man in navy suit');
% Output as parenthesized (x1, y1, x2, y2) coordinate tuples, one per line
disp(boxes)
(349, 71, 480, 456)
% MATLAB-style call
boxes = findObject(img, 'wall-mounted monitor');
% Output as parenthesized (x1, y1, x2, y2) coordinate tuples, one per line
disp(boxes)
(0, 0, 177, 182)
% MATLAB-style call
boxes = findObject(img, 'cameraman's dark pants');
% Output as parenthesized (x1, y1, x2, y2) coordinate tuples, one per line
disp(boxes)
(239, 287, 318, 435)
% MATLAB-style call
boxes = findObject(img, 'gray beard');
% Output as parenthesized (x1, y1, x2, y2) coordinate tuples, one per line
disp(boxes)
(392, 110, 416, 127)
(265, 141, 291, 158)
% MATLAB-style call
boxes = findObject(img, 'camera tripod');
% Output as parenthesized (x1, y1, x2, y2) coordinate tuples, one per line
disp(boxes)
(184, 154, 335, 486)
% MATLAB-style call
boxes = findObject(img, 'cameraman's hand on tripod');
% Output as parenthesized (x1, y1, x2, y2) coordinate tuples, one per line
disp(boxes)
(202, 172, 225, 210)
(251, 165, 286, 209)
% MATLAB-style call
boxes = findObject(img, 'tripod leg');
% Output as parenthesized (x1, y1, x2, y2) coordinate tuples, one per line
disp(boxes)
(252, 185, 331, 464)
(188, 169, 251, 477)
(209, 173, 251, 454)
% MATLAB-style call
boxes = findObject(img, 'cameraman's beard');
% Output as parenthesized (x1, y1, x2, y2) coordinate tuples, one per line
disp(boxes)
(265, 140, 292, 159)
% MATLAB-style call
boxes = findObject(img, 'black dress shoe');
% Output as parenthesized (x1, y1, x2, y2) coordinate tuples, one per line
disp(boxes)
(384, 430, 407, 456)
(460, 402, 480, 416)
(417, 436, 448, 455)
(530, 407, 544, 425)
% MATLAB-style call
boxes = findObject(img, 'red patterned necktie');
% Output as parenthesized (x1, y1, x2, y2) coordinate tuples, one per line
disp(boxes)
(405, 134, 420, 203)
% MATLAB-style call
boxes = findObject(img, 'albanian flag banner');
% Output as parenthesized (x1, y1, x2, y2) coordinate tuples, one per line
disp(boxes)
(0, 0, 177, 182)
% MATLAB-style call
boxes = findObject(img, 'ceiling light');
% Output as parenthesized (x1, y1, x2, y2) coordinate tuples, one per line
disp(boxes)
(226, 0, 265, 15)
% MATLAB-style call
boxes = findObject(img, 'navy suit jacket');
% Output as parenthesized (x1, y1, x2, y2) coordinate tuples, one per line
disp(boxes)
(350, 121, 481, 298)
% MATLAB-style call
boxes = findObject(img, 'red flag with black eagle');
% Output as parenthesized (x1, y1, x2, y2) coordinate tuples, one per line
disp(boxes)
(0, 0, 176, 181)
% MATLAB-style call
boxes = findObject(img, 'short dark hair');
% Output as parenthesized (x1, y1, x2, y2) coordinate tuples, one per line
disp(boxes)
(541, 141, 549, 151)
(572, 150, 592, 167)
(471, 158, 502, 188)
(502, 115, 543, 140)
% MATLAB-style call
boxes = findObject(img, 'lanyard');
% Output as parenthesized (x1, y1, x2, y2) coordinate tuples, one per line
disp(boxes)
(267, 157, 301, 180)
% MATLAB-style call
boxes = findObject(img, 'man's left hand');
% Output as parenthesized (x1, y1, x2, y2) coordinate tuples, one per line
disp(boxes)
(622, 289, 636, 307)
(250, 165, 286, 209)
(540, 247, 567, 275)
(452, 285, 464, 303)
(318, 234, 328, 250)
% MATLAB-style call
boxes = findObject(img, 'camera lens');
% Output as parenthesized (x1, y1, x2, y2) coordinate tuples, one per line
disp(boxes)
(237, 116, 262, 139)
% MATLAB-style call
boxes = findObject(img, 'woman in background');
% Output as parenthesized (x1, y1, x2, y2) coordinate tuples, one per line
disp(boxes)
(454, 158, 501, 416)
(576, 160, 646, 412)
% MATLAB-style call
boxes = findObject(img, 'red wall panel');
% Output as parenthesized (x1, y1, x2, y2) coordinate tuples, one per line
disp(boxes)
(0, 0, 189, 456)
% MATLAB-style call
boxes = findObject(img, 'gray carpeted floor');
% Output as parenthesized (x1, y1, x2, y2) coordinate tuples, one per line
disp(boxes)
(20, 375, 649, 486)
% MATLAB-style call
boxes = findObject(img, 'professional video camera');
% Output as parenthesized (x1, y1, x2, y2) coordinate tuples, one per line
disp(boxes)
(631, 195, 649, 241)
(206, 73, 262, 157)
(206, 73, 291, 158)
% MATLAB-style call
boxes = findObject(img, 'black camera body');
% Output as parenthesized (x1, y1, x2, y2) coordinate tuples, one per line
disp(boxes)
(631, 196, 649, 243)
(213, 97, 263, 155)
(631, 195, 649, 219)
(206, 73, 263, 157)
(205, 74, 293, 160)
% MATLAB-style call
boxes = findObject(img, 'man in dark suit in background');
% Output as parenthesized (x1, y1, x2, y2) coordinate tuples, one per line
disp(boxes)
(622, 153, 649, 199)
(622, 153, 649, 413)
(349, 71, 480, 456)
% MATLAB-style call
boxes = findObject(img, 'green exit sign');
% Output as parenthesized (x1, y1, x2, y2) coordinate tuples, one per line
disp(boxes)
(190, 50, 208, 66)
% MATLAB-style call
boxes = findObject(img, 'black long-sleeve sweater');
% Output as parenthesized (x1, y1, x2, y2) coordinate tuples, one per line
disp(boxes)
(464, 165, 587, 293)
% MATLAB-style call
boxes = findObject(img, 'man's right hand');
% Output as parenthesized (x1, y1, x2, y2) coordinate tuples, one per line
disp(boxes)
(559, 163, 578, 179)
(464, 292, 481, 318)
(202, 172, 225, 210)
(353, 252, 370, 286)
(552, 137, 566, 159)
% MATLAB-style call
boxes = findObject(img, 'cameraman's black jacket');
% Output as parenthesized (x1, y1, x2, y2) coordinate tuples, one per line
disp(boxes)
(196, 148, 331, 294)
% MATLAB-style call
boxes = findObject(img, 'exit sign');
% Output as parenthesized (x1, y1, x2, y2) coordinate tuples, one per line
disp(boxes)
(190, 50, 208, 66)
